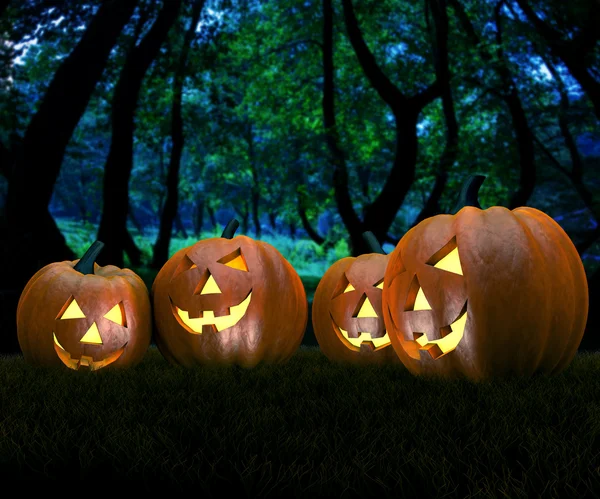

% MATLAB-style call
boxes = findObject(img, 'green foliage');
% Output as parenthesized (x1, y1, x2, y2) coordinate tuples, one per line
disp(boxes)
(1, 0, 599, 272)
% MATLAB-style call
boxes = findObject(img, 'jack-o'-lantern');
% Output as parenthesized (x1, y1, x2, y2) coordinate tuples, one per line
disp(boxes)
(152, 219, 308, 367)
(382, 175, 588, 380)
(17, 241, 151, 370)
(312, 231, 402, 365)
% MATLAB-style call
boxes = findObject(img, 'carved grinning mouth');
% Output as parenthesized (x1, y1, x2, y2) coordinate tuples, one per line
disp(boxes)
(411, 303, 468, 360)
(53, 333, 126, 370)
(330, 313, 391, 350)
(170, 290, 252, 334)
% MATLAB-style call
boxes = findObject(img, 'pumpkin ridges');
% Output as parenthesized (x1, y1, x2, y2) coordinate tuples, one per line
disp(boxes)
(17, 262, 74, 366)
(383, 202, 588, 381)
(312, 257, 354, 362)
(17, 259, 152, 369)
(461, 206, 550, 378)
(17, 262, 65, 317)
(151, 246, 192, 366)
(313, 253, 401, 365)
(384, 212, 472, 378)
(512, 207, 588, 374)
(152, 234, 307, 368)
(253, 238, 307, 365)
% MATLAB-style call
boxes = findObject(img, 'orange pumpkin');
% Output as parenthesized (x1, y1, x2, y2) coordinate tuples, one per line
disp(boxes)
(17, 241, 151, 370)
(312, 231, 402, 365)
(382, 175, 588, 380)
(152, 219, 308, 367)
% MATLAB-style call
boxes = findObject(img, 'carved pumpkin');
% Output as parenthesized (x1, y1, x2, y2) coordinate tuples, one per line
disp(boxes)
(152, 219, 308, 367)
(312, 231, 402, 365)
(17, 241, 151, 370)
(382, 175, 589, 380)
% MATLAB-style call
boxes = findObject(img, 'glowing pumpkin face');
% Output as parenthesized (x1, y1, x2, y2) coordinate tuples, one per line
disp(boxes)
(311, 232, 402, 365)
(152, 220, 308, 367)
(17, 241, 152, 371)
(384, 235, 468, 366)
(52, 295, 129, 370)
(328, 257, 389, 351)
(382, 175, 588, 380)
(166, 246, 253, 335)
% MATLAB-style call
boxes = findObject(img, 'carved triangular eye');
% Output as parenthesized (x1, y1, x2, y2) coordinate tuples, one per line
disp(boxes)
(172, 254, 197, 281)
(426, 237, 463, 275)
(104, 303, 126, 326)
(218, 248, 248, 271)
(434, 247, 463, 275)
(374, 279, 384, 289)
(58, 297, 86, 320)
(344, 283, 355, 293)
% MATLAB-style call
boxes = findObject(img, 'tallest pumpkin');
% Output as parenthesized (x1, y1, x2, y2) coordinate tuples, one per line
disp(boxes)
(382, 175, 588, 381)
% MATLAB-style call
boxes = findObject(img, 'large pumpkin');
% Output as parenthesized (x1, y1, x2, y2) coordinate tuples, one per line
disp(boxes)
(17, 241, 151, 370)
(382, 175, 588, 381)
(152, 219, 308, 367)
(312, 231, 402, 365)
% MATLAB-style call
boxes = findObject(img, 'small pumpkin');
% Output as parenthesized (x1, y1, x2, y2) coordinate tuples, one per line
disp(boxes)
(152, 219, 308, 367)
(17, 241, 151, 370)
(382, 175, 588, 380)
(312, 231, 402, 365)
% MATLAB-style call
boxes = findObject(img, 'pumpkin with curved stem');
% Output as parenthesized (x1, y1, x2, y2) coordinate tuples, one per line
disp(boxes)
(312, 231, 402, 365)
(17, 241, 152, 370)
(382, 175, 588, 380)
(152, 219, 308, 367)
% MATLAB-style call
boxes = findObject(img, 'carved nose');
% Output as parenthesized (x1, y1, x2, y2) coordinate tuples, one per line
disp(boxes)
(199, 274, 222, 295)
(353, 296, 378, 318)
(79, 322, 103, 344)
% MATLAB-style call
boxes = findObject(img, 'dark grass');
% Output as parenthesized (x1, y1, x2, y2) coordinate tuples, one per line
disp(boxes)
(1, 346, 600, 497)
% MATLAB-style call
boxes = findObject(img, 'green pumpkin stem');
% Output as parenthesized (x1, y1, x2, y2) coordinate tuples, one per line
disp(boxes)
(221, 219, 240, 239)
(73, 240, 104, 275)
(452, 175, 486, 214)
(362, 231, 386, 255)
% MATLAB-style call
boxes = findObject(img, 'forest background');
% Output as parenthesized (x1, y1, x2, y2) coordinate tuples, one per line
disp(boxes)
(0, 0, 599, 353)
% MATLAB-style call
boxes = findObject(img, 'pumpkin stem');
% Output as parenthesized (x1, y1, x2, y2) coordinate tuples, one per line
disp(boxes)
(221, 219, 240, 239)
(73, 240, 104, 275)
(362, 231, 385, 254)
(452, 175, 486, 214)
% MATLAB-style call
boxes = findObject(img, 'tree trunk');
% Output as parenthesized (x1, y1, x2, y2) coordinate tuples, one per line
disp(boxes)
(410, 0, 457, 226)
(449, 0, 535, 209)
(207, 205, 216, 228)
(2, 0, 137, 291)
(0, 0, 11, 19)
(533, 55, 600, 256)
(246, 125, 262, 238)
(268, 211, 277, 231)
(0, 0, 136, 354)
(297, 190, 325, 245)
(174, 212, 188, 239)
(128, 205, 144, 235)
(193, 199, 204, 237)
(514, 0, 600, 121)
(335, 0, 441, 255)
(241, 200, 249, 234)
(494, 2, 535, 209)
(152, 0, 204, 268)
(98, 0, 182, 268)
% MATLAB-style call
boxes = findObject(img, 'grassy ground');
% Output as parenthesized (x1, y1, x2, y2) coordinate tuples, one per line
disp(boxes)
(1, 346, 599, 496)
